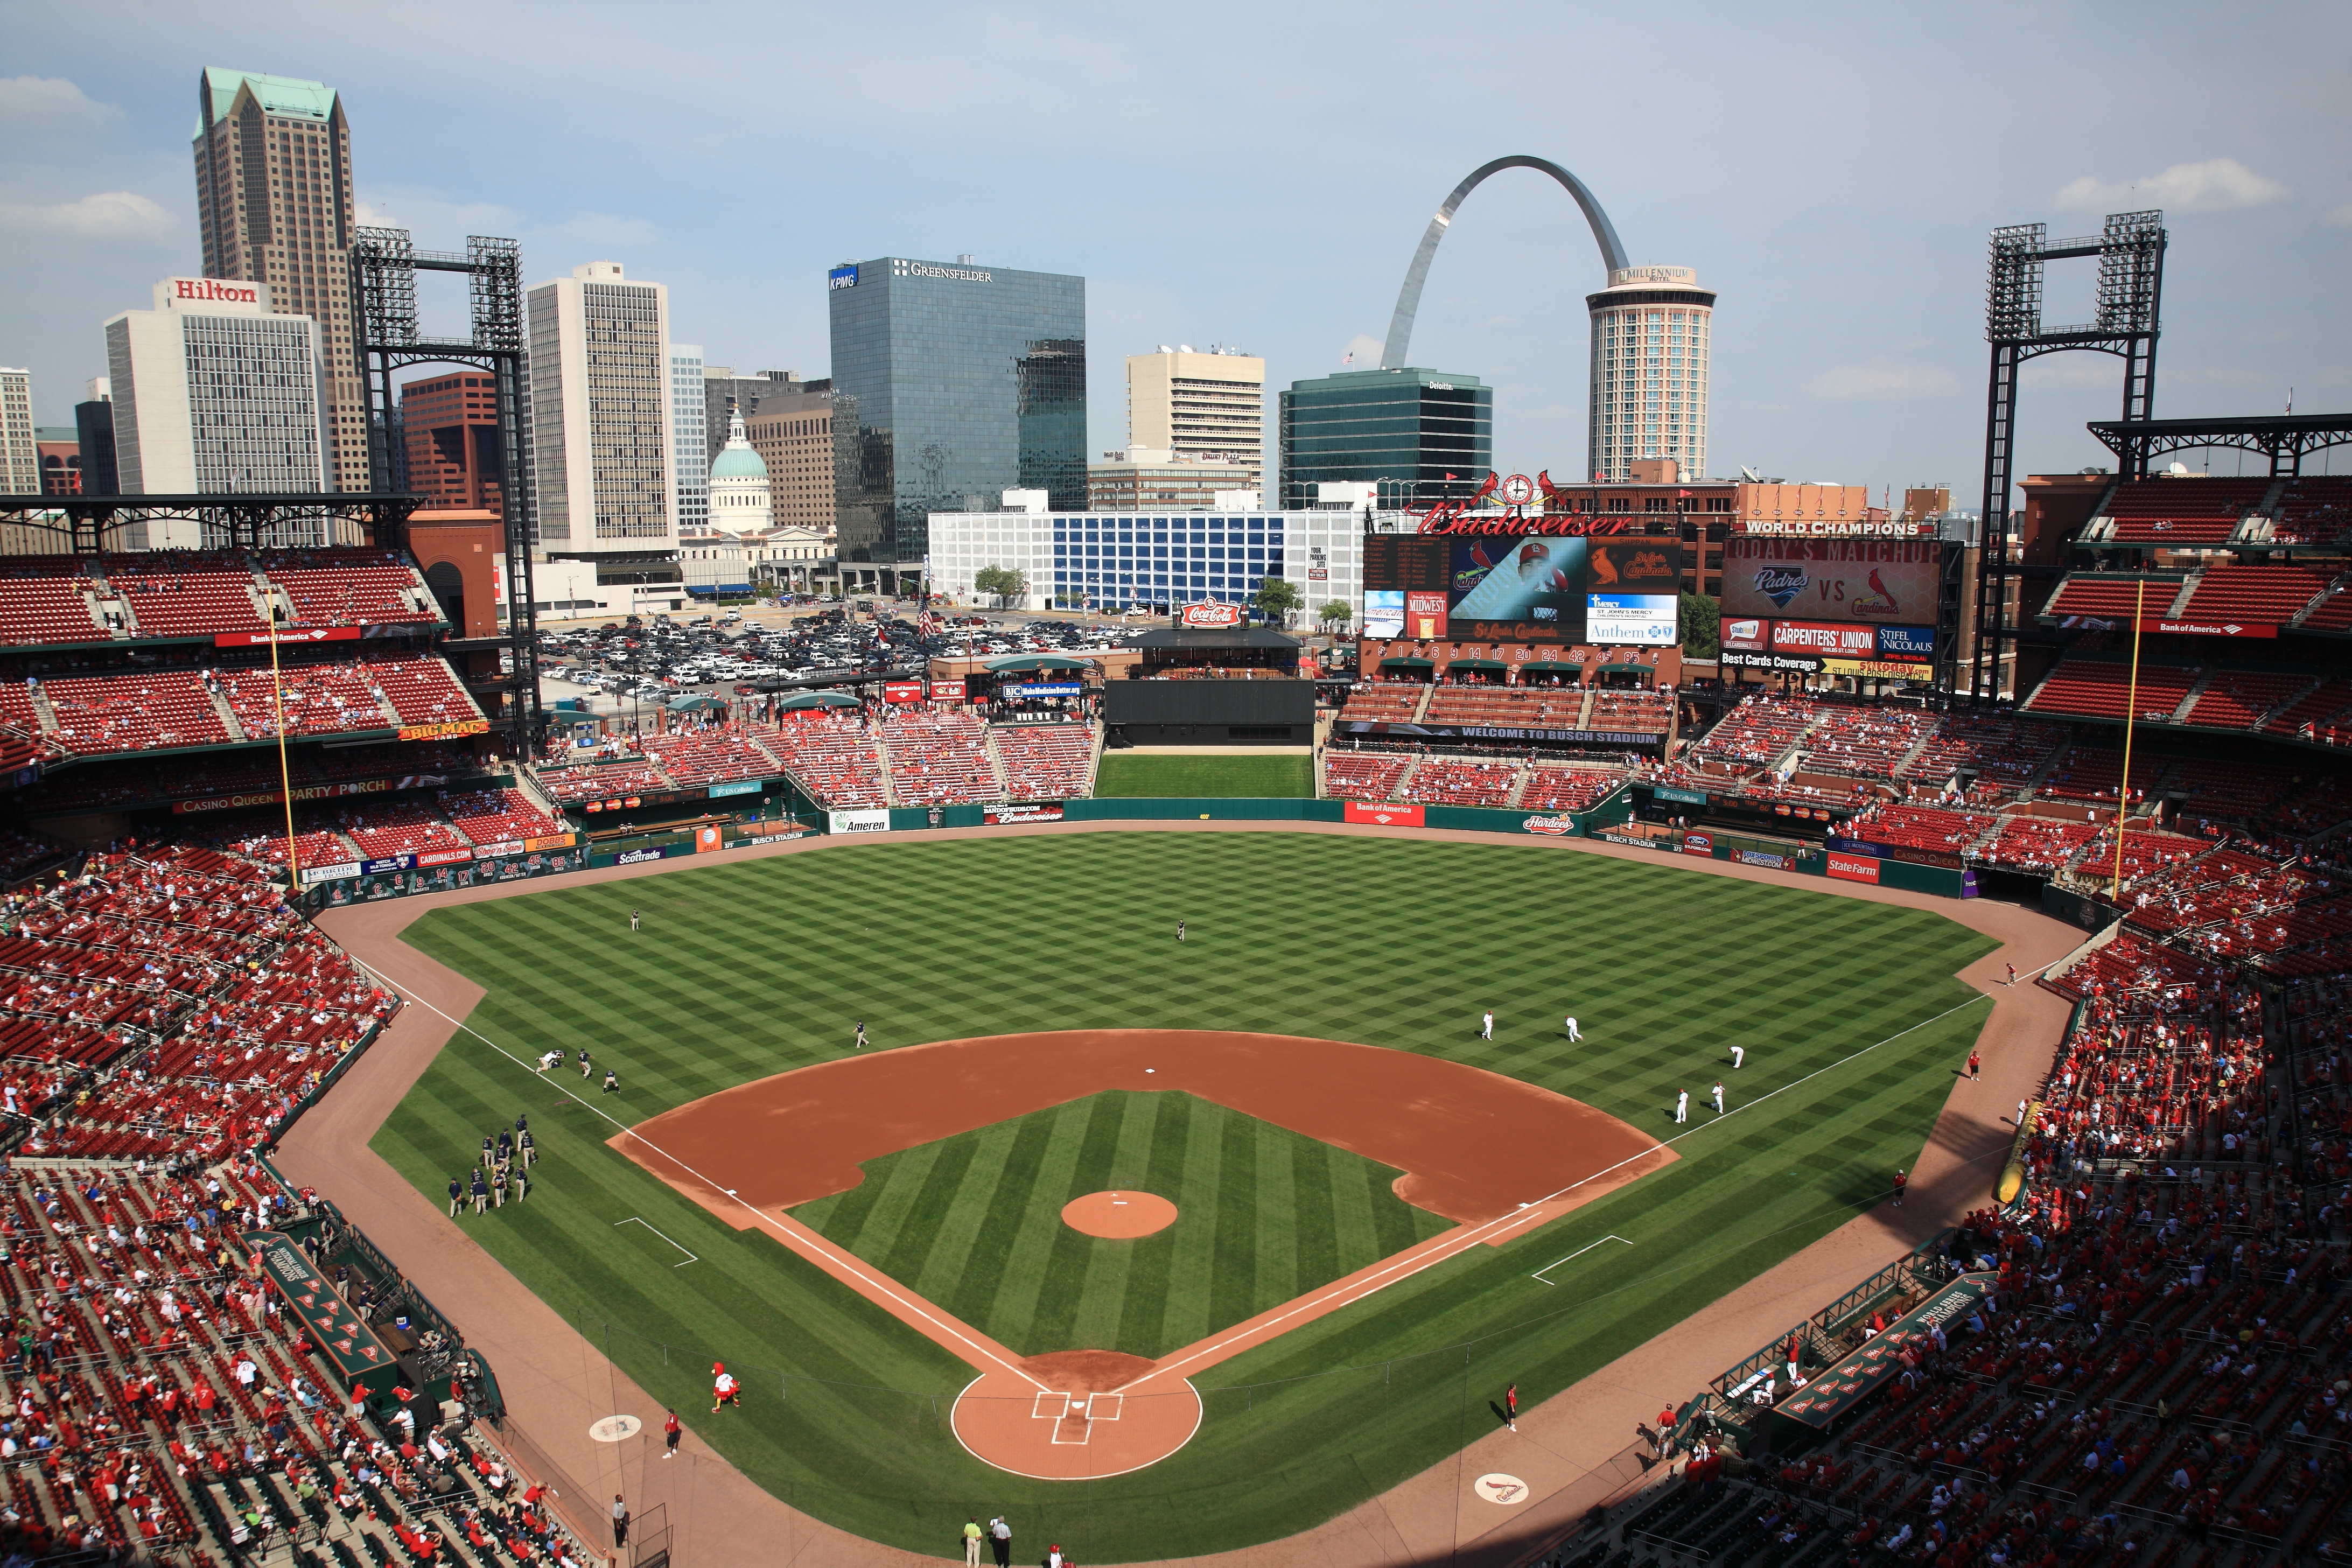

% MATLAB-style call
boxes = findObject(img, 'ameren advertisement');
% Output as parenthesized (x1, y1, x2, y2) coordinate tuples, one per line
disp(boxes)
(827, 809, 891, 835)
(1721, 539, 1943, 626)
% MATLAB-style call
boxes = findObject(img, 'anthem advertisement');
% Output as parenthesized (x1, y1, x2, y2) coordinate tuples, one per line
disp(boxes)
(1720, 538, 1944, 626)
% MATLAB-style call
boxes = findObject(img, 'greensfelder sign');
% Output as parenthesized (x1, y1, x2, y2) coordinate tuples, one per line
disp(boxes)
(1759, 1271, 1995, 1443)
(245, 1230, 402, 1396)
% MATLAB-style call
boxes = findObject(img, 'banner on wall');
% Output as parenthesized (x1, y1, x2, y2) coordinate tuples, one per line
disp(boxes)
(1343, 801, 1424, 827)
(984, 803, 1065, 824)
(929, 680, 968, 702)
(1827, 852, 1882, 885)
(398, 719, 490, 742)
(694, 825, 723, 853)
(828, 809, 891, 835)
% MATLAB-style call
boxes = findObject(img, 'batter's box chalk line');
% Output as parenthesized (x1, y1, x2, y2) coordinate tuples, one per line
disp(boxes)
(1531, 1235, 1632, 1284)
(1030, 1393, 1069, 1422)
(614, 1216, 699, 1266)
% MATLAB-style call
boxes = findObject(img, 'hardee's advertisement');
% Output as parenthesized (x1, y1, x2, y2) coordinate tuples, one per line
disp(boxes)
(1721, 539, 1942, 625)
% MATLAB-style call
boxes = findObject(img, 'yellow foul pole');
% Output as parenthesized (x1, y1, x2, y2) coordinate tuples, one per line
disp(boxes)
(269, 602, 301, 890)
(2110, 578, 2146, 901)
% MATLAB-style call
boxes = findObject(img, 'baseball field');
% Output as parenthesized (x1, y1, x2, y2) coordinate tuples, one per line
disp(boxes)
(372, 829, 1996, 1559)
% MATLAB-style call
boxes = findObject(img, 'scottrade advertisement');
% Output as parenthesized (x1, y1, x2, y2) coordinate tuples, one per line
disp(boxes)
(1720, 538, 1943, 625)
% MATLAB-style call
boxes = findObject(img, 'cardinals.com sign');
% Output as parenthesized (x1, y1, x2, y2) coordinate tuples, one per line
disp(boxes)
(1720, 538, 1943, 625)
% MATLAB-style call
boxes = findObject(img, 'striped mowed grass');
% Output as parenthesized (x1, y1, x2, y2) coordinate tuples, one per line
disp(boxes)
(377, 830, 1996, 1561)
(790, 1090, 1451, 1359)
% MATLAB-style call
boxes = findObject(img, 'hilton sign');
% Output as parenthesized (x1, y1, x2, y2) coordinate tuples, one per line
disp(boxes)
(157, 276, 270, 312)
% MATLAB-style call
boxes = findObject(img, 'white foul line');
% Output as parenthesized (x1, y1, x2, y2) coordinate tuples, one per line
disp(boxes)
(615, 1216, 699, 1266)
(1531, 1235, 1633, 1284)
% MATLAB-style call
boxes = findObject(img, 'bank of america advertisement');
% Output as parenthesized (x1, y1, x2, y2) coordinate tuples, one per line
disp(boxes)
(1721, 538, 1944, 625)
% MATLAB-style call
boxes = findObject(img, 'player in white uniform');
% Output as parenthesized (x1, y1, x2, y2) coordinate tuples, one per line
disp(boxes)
(1675, 1090, 1689, 1124)
(1480, 1010, 1493, 1040)
(1730, 1045, 1745, 1069)
(1712, 1081, 1726, 1115)
(1563, 1016, 1582, 1042)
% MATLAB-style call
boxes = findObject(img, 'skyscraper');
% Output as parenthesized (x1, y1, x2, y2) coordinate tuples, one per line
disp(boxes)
(1586, 266, 1714, 481)
(104, 277, 330, 542)
(75, 378, 118, 498)
(398, 372, 503, 509)
(192, 68, 366, 491)
(1276, 368, 1490, 510)
(0, 370, 35, 496)
(524, 261, 677, 559)
(670, 344, 707, 533)
(828, 254, 1084, 577)
(1125, 348, 1264, 485)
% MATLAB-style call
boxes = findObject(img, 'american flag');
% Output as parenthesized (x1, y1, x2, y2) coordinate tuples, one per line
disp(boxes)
(918, 610, 943, 636)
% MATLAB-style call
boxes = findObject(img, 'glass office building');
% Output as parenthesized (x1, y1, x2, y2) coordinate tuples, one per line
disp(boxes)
(1276, 367, 1492, 510)
(828, 255, 1085, 574)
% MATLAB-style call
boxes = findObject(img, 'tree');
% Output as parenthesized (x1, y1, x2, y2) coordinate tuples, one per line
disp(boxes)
(1254, 576, 1305, 626)
(973, 564, 1028, 608)
(1318, 599, 1353, 634)
(1678, 592, 1720, 660)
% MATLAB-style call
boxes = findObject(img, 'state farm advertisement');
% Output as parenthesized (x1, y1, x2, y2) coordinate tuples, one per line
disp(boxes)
(1343, 801, 1423, 827)
(1828, 852, 1882, 884)
(1721, 539, 1943, 625)
(1770, 620, 1880, 658)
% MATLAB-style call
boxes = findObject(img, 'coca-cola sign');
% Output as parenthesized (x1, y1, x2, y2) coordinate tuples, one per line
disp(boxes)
(1180, 600, 1244, 628)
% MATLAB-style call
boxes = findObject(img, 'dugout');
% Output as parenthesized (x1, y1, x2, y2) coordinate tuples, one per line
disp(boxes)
(1103, 679, 1315, 744)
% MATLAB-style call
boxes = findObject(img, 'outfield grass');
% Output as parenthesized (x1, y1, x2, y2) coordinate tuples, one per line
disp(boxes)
(377, 832, 1996, 1560)
(1093, 752, 1313, 797)
(793, 1090, 1450, 1359)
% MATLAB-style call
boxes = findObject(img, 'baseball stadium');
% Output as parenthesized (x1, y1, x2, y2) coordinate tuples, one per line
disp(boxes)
(0, 214, 2350, 1568)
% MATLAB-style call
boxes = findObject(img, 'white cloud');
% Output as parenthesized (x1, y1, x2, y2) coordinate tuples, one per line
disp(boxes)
(0, 76, 115, 128)
(0, 191, 170, 237)
(1806, 362, 1956, 401)
(1340, 332, 1382, 368)
(2055, 158, 2288, 213)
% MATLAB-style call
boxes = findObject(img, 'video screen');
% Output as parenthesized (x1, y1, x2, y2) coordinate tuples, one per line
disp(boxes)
(1363, 532, 1682, 643)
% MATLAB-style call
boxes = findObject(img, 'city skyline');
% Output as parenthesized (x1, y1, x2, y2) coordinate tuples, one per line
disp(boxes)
(2, 2, 2347, 505)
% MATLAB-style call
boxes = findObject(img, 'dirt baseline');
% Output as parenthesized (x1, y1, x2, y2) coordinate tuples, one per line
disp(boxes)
(613, 1028, 1669, 1230)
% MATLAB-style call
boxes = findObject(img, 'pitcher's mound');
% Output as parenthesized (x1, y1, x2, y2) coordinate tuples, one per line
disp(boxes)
(1062, 1191, 1177, 1238)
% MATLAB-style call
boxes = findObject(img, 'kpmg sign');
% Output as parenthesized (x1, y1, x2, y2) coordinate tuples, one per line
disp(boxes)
(828, 266, 858, 290)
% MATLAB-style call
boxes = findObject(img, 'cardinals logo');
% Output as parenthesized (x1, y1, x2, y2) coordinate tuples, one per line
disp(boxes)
(1851, 568, 1901, 618)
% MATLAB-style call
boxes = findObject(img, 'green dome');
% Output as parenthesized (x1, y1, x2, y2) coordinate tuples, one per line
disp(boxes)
(709, 443, 767, 480)
(708, 410, 767, 481)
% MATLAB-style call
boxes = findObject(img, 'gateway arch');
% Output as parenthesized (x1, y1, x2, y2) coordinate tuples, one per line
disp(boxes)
(1380, 155, 1629, 370)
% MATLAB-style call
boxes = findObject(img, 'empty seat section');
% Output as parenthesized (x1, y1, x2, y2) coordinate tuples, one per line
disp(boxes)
(43, 674, 231, 753)
(438, 786, 561, 844)
(2041, 574, 2185, 619)
(993, 724, 1095, 800)
(879, 710, 997, 804)
(261, 549, 437, 627)
(2183, 669, 2316, 731)
(636, 730, 778, 788)
(106, 561, 264, 638)
(2269, 476, 2352, 545)
(1800, 705, 1935, 779)
(538, 761, 672, 802)
(370, 657, 482, 727)
(2175, 564, 2330, 625)
(1322, 753, 1410, 800)
(215, 664, 388, 738)
(1977, 814, 2097, 872)
(2023, 660, 2197, 723)
(330, 798, 468, 859)
(0, 562, 103, 645)
(2100, 477, 2268, 543)
(1844, 802, 1996, 855)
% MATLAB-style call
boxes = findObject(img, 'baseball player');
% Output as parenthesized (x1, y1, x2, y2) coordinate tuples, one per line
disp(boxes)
(1176, 920, 1185, 942)
(1729, 1045, 1745, 1069)
(629, 909, 640, 933)
(1480, 1010, 1494, 1041)
(1563, 1016, 1581, 1042)
(1966, 1049, 1981, 1083)
(854, 1020, 867, 1050)
(1675, 1090, 1689, 1124)
(1711, 1081, 1726, 1115)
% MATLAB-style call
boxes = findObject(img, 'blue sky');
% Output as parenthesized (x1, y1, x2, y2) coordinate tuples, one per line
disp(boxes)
(4, 0, 2348, 501)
